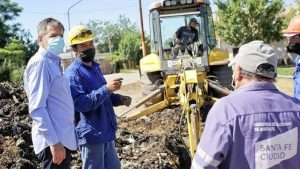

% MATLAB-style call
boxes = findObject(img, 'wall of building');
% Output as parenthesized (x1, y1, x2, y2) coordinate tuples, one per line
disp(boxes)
(61, 58, 114, 74)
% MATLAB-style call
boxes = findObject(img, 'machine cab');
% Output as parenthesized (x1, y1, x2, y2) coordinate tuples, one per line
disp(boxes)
(148, 0, 217, 73)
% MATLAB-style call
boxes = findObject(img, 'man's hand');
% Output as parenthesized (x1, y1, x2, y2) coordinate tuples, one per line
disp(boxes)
(106, 78, 123, 92)
(121, 95, 132, 107)
(50, 142, 66, 165)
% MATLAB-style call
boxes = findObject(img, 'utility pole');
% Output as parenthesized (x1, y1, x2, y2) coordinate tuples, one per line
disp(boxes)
(107, 31, 112, 54)
(67, 0, 82, 60)
(67, 0, 83, 30)
(138, 0, 147, 57)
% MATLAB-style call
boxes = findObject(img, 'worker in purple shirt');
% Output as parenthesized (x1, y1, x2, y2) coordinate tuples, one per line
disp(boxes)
(191, 40, 300, 169)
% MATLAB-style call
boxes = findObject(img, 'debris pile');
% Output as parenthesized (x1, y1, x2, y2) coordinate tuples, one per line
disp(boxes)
(117, 108, 191, 169)
(0, 82, 37, 169)
(0, 82, 191, 169)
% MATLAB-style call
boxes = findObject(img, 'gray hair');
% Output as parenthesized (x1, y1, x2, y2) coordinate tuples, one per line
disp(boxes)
(37, 18, 64, 36)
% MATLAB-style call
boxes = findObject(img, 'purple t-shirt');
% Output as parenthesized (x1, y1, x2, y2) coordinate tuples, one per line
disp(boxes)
(191, 81, 300, 169)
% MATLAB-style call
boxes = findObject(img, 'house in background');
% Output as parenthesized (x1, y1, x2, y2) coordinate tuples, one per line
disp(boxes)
(59, 52, 114, 74)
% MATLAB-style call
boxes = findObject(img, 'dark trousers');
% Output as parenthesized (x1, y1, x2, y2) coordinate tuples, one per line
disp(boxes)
(173, 44, 193, 58)
(37, 146, 71, 169)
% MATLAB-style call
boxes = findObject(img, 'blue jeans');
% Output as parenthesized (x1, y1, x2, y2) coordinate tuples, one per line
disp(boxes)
(79, 141, 121, 169)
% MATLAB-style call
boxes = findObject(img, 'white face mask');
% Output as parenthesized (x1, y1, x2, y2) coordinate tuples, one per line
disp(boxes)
(47, 36, 65, 56)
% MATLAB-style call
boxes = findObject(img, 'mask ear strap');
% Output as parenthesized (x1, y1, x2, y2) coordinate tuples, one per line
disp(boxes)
(230, 64, 236, 89)
(231, 72, 236, 89)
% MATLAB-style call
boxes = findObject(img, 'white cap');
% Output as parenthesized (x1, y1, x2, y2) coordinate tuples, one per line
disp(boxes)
(229, 40, 278, 78)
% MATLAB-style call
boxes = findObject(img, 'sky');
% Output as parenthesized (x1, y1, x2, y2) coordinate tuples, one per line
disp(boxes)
(11, 0, 297, 41)
(11, 0, 154, 40)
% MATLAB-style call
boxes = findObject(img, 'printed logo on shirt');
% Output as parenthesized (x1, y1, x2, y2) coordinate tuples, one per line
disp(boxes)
(253, 122, 292, 132)
(255, 127, 298, 169)
(181, 31, 196, 45)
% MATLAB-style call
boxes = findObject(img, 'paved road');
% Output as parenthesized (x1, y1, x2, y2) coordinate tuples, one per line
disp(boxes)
(104, 71, 143, 116)
(104, 71, 140, 85)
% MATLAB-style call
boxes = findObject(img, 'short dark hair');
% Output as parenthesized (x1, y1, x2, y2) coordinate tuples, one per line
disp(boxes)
(189, 18, 198, 24)
(37, 18, 64, 36)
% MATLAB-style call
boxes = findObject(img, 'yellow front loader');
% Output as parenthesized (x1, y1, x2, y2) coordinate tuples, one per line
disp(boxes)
(120, 0, 232, 157)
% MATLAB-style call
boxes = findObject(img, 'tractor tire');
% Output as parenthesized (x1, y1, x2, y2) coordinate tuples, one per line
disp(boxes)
(209, 65, 233, 91)
(140, 72, 163, 106)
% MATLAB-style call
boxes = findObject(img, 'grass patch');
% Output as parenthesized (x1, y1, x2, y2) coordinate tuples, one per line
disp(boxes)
(275, 78, 293, 96)
(277, 66, 295, 76)
(120, 69, 137, 73)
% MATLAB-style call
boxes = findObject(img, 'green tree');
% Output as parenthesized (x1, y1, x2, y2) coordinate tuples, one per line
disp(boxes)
(87, 15, 148, 72)
(281, 1, 300, 28)
(282, 7, 297, 27)
(118, 30, 141, 67)
(17, 29, 39, 62)
(0, 0, 38, 84)
(0, 0, 23, 47)
(87, 15, 138, 53)
(215, 0, 283, 47)
(0, 38, 26, 65)
(0, 39, 26, 84)
(87, 20, 119, 53)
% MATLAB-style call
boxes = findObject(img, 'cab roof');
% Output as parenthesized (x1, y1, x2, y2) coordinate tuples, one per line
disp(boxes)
(149, 0, 211, 12)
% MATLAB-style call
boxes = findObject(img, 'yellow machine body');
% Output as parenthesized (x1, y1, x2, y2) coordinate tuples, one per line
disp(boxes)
(128, 0, 232, 159)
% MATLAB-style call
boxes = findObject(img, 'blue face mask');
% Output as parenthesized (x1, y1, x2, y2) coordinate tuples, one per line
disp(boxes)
(47, 36, 65, 56)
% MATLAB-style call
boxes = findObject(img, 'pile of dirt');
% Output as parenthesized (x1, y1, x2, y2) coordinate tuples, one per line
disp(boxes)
(0, 82, 82, 169)
(0, 82, 191, 169)
(0, 82, 37, 169)
(117, 108, 191, 169)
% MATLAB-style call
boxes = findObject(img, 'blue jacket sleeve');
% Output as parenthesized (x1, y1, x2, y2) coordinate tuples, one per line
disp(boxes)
(295, 55, 300, 65)
(111, 93, 122, 106)
(25, 61, 59, 145)
(65, 72, 112, 113)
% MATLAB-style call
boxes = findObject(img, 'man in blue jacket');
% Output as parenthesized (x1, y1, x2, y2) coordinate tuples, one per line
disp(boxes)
(64, 25, 132, 169)
(283, 15, 300, 100)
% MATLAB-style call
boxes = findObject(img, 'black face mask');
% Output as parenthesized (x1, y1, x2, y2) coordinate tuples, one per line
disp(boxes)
(287, 43, 300, 55)
(79, 47, 96, 63)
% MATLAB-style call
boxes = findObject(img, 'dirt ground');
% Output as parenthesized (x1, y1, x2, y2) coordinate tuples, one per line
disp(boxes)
(114, 81, 191, 168)
(0, 75, 294, 169)
(0, 81, 191, 169)
(114, 82, 143, 117)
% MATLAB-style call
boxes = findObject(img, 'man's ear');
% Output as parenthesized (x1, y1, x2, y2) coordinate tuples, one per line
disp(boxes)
(38, 35, 44, 47)
(73, 47, 77, 53)
(235, 66, 243, 81)
(71, 46, 80, 57)
(72, 46, 78, 53)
